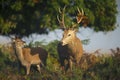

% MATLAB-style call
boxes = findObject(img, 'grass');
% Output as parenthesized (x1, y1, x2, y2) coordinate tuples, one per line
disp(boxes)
(0, 46, 120, 80)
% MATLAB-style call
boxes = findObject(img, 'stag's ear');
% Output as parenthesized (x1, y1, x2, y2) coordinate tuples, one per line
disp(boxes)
(71, 27, 78, 32)
(74, 28, 78, 32)
(60, 27, 65, 31)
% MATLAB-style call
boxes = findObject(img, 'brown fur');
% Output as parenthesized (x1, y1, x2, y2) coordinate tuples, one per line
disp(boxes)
(12, 38, 48, 75)
(57, 29, 83, 71)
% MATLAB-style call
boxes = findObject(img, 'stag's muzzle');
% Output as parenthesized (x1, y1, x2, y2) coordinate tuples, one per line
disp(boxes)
(60, 40, 67, 46)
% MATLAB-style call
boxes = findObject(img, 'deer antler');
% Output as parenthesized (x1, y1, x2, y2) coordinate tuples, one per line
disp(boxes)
(76, 8, 84, 24)
(57, 6, 66, 29)
(57, 7, 88, 29)
(72, 8, 85, 28)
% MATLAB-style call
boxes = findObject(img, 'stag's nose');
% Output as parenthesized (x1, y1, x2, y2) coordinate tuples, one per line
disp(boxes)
(60, 41, 66, 46)
(60, 41, 63, 45)
(59, 41, 64, 45)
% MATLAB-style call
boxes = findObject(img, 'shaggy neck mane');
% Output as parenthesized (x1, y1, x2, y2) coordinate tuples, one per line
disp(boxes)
(67, 35, 79, 54)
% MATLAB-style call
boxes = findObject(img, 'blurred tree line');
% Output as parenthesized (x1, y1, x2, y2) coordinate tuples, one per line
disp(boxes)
(0, 0, 117, 36)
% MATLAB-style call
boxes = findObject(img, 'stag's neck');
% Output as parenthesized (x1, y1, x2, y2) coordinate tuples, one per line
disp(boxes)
(69, 36, 77, 46)
(67, 36, 81, 52)
(68, 41, 76, 49)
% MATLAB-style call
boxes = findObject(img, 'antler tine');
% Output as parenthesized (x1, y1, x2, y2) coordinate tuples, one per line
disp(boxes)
(57, 8, 62, 23)
(76, 8, 84, 24)
(72, 8, 85, 28)
(59, 7, 62, 14)
(57, 6, 66, 28)
(57, 15, 60, 23)
(57, 15, 64, 28)
(77, 7, 84, 16)
(77, 7, 81, 15)
(81, 8, 84, 16)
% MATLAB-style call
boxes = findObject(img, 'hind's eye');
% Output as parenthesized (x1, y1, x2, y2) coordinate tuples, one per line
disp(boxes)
(63, 35, 64, 37)
(68, 34, 71, 36)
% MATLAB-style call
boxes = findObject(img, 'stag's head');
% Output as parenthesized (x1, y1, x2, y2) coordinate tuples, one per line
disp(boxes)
(61, 28, 77, 46)
(57, 6, 87, 46)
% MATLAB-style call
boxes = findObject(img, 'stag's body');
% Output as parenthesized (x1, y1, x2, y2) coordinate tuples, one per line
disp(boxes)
(12, 38, 48, 75)
(57, 29, 83, 71)
(57, 6, 87, 71)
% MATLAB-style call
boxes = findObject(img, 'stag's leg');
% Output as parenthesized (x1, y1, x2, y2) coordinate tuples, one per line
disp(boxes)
(37, 65, 41, 73)
(75, 55, 81, 66)
(76, 60, 79, 66)
(65, 58, 72, 72)
(60, 57, 65, 71)
(69, 58, 72, 71)
(59, 57, 67, 74)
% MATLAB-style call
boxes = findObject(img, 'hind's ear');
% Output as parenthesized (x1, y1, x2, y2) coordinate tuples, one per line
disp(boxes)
(11, 38, 16, 42)
(11, 36, 19, 42)
(23, 41, 26, 46)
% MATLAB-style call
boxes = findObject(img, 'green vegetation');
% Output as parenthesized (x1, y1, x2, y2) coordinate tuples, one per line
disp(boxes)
(0, 41, 120, 80)
(0, 0, 117, 36)
(0, 0, 119, 79)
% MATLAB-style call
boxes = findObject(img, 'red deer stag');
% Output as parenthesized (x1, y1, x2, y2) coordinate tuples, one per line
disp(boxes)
(57, 6, 87, 72)
(12, 37, 48, 75)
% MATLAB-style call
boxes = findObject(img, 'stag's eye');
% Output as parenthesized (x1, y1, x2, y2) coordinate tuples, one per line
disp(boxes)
(68, 34, 71, 36)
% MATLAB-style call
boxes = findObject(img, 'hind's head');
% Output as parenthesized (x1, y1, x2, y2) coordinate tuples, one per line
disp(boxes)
(12, 37, 26, 48)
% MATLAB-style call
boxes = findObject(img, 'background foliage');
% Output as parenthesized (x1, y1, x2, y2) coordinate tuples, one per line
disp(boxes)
(0, 0, 117, 36)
